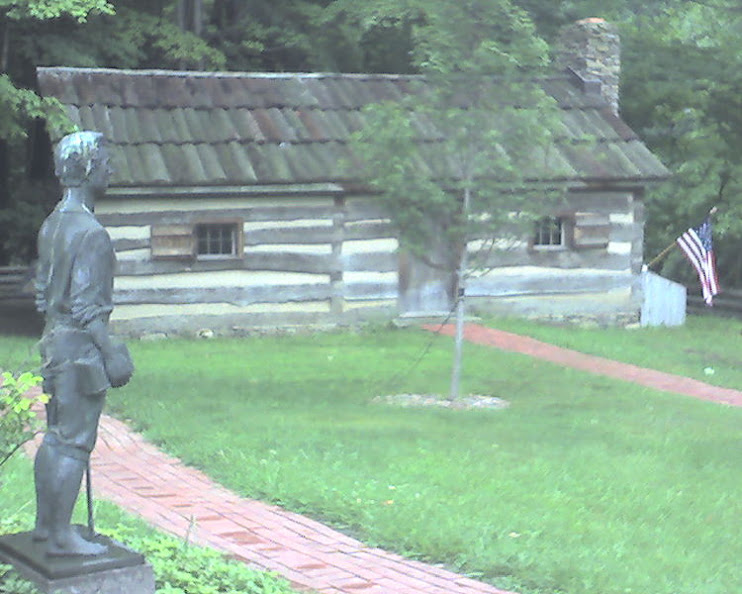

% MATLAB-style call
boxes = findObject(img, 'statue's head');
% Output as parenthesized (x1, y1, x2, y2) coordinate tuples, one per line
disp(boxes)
(54, 131, 111, 191)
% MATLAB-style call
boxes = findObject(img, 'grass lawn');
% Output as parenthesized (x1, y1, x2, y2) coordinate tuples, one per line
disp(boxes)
(486, 314, 742, 390)
(2, 316, 741, 594)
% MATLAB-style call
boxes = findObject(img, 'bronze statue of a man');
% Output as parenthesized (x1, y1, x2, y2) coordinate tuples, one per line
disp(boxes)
(32, 131, 133, 556)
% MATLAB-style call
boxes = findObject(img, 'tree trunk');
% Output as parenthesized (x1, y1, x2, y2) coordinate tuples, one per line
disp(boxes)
(449, 273, 466, 401)
(193, 0, 202, 37)
(178, 0, 203, 35)
(0, 139, 9, 264)
(177, 0, 204, 69)
(1, 14, 9, 73)
(449, 186, 471, 401)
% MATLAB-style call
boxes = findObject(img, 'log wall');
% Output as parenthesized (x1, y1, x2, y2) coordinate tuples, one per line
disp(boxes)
(97, 188, 643, 335)
(97, 194, 399, 335)
(463, 190, 644, 324)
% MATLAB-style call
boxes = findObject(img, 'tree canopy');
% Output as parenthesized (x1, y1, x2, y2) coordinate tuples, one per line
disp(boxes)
(349, 0, 566, 399)
(1, 0, 741, 296)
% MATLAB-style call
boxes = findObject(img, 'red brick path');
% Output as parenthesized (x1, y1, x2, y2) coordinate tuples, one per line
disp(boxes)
(23, 323, 742, 594)
(426, 323, 742, 407)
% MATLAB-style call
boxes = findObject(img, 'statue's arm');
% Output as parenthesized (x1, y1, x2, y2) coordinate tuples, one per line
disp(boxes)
(34, 221, 52, 314)
(69, 228, 114, 327)
(70, 227, 132, 388)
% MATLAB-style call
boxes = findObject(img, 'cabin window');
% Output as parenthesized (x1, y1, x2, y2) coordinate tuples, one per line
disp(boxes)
(532, 216, 565, 248)
(195, 222, 242, 258)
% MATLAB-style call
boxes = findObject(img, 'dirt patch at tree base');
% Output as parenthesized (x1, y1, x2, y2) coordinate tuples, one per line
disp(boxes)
(372, 393, 509, 410)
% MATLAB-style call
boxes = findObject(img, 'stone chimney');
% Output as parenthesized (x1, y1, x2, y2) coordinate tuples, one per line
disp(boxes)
(556, 18, 620, 115)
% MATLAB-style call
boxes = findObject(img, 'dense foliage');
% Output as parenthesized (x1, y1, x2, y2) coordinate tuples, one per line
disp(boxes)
(1, 0, 740, 292)
(0, 370, 46, 470)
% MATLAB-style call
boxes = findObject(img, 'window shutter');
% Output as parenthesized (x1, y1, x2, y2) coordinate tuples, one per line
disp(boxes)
(151, 225, 195, 260)
(572, 213, 610, 249)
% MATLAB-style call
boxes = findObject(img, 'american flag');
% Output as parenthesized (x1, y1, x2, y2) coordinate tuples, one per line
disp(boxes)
(676, 216, 720, 306)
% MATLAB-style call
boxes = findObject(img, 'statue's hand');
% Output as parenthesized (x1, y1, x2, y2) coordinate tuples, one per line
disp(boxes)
(104, 341, 134, 388)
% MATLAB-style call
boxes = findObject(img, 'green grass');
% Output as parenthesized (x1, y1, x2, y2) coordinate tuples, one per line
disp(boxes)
(2, 317, 741, 594)
(0, 336, 42, 375)
(485, 313, 742, 389)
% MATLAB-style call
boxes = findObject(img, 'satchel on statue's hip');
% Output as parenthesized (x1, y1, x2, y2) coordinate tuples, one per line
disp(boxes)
(106, 339, 134, 388)
(41, 327, 110, 395)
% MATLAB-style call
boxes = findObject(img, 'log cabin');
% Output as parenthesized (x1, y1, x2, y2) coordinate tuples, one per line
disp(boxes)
(35, 19, 670, 335)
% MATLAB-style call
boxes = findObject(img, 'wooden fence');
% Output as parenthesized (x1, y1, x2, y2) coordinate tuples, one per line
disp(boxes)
(0, 266, 34, 300)
(687, 289, 742, 317)
(0, 266, 42, 336)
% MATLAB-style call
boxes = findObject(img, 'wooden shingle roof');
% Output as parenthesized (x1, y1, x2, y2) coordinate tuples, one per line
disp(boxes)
(36, 67, 669, 189)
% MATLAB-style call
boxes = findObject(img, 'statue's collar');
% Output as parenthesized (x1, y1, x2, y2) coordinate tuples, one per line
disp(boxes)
(57, 200, 93, 215)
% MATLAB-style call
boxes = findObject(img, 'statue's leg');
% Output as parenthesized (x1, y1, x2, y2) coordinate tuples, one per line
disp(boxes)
(32, 438, 52, 541)
(37, 368, 107, 556)
(32, 394, 57, 541)
(45, 448, 107, 557)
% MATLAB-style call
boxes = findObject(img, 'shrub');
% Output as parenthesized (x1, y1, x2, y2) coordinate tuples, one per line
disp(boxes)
(102, 524, 299, 594)
(0, 564, 40, 594)
(0, 371, 47, 471)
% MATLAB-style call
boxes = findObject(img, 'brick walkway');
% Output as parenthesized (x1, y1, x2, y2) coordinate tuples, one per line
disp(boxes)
(427, 323, 742, 407)
(23, 323, 742, 594)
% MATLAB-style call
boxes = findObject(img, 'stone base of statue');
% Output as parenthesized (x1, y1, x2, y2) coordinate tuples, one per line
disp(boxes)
(0, 526, 155, 594)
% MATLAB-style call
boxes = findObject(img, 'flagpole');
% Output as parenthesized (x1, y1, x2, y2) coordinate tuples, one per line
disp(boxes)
(646, 241, 677, 269)
(645, 206, 718, 270)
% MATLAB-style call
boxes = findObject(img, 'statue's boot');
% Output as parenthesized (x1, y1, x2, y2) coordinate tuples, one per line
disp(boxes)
(46, 526, 107, 557)
(45, 452, 107, 557)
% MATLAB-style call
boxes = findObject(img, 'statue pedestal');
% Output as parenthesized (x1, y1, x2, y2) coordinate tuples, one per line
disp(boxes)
(0, 527, 155, 594)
